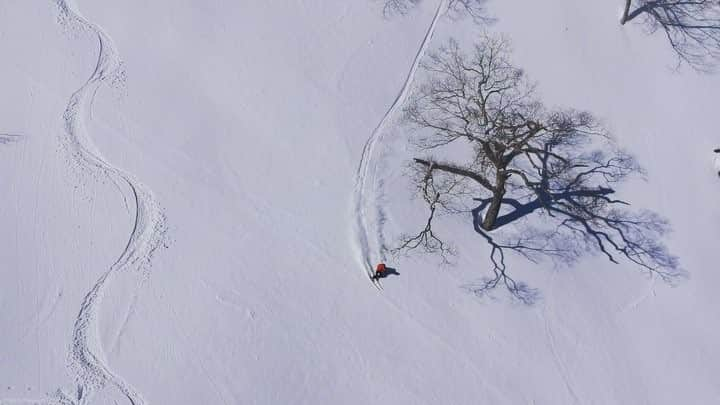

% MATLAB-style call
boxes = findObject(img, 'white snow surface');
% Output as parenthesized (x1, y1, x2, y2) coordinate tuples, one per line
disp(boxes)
(1, 1, 719, 404)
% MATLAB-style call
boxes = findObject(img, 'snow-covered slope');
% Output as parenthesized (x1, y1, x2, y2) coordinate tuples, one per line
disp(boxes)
(1, 1, 719, 404)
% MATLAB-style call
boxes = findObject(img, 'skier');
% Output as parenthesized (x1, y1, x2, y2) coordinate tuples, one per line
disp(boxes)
(373, 263, 387, 280)
(372, 263, 399, 281)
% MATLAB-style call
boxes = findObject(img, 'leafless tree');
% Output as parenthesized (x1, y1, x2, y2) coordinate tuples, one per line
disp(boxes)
(620, 0, 720, 70)
(382, 0, 488, 21)
(397, 36, 681, 302)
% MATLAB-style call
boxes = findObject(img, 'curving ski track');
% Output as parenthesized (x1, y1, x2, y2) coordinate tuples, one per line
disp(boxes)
(352, 0, 446, 284)
(49, 1, 166, 404)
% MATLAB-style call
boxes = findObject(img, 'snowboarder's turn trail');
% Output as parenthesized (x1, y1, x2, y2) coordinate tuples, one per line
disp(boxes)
(352, 0, 446, 285)
(42, 1, 167, 404)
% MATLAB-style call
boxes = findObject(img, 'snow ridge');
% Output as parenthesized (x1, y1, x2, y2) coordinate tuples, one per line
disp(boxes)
(352, 0, 446, 283)
(48, 1, 166, 404)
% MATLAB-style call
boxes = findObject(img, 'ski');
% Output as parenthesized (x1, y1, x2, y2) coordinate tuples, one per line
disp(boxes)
(367, 268, 383, 290)
(363, 258, 383, 290)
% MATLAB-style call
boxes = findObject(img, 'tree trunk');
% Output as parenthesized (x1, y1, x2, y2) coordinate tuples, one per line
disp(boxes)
(482, 173, 506, 231)
(620, 0, 632, 24)
(620, 0, 648, 25)
(481, 194, 503, 230)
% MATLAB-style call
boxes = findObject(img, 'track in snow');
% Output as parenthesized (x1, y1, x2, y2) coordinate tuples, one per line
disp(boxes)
(351, 0, 447, 285)
(3, 2, 168, 405)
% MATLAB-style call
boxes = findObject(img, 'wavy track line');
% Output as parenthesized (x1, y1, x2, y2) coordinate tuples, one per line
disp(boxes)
(352, 0, 447, 282)
(52, 1, 166, 404)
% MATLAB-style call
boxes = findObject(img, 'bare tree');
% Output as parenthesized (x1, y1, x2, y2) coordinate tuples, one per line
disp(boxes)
(382, 0, 488, 21)
(620, 0, 720, 70)
(397, 36, 681, 302)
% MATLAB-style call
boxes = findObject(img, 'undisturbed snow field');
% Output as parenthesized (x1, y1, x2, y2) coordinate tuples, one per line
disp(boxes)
(1, 1, 719, 404)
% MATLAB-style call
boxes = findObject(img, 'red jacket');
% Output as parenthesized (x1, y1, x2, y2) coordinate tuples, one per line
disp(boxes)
(376, 263, 386, 273)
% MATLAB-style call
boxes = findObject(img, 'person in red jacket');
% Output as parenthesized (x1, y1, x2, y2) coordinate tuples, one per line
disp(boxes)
(372, 263, 400, 281)
(374, 263, 387, 279)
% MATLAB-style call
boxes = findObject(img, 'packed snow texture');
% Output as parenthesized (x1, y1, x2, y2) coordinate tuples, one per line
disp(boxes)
(1, 1, 719, 404)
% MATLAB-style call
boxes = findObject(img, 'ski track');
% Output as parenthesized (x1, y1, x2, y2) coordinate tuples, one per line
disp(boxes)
(3, 2, 168, 405)
(540, 308, 581, 405)
(616, 277, 657, 315)
(351, 0, 447, 284)
(538, 278, 581, 405)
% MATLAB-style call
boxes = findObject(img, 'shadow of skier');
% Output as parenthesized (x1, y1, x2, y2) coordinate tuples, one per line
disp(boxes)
(374, 266, 400, 279)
